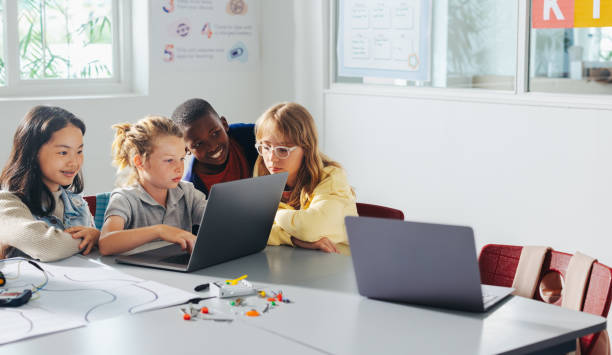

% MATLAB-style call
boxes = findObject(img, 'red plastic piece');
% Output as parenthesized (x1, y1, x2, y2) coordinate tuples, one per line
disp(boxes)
(200, 307, 209, 314)
(183, 313, 191, 320)
(478, 244, 612, 355)
(277, 293, 283, 301)
(267, 297, 275, 302)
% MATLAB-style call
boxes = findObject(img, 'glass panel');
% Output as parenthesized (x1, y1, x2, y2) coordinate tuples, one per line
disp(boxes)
(444, 0, 517, 90)
(335, 0, 518, 90)
(0, 1, 5, 86)
(18, 0, 113, 80)
(529, 27, 612, 94)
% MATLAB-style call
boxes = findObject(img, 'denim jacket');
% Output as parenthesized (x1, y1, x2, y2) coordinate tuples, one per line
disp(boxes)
(35, 188, 93, 230)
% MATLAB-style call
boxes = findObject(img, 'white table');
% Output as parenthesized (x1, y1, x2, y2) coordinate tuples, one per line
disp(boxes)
(0, 247, 606, 355)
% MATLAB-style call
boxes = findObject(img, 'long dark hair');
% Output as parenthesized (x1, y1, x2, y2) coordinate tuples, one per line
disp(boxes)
(0, 106, 86, 216)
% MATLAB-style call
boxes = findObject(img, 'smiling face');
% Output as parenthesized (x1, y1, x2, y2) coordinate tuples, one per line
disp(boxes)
(258, 132, 304, 188)
(37, 124, 84, 192)
(182, 114, 230, 174)
(136, 135, 186, 190)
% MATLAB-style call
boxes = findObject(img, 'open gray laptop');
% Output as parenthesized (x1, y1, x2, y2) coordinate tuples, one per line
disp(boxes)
(345, 216, 514, 312)
(115, 172, 288, 272)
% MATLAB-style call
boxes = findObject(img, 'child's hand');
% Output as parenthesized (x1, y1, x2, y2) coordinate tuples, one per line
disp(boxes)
(155, 225, 197, 253)
(66, 226, 101, 255)
(0, 242, 8, 259)
(291, 236, 339, 253)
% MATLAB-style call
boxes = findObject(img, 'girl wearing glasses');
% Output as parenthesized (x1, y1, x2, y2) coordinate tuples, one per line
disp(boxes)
(254, 102, 357, 254)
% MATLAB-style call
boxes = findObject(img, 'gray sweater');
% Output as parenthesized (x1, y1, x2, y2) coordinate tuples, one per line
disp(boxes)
(0, 191, 81, 261)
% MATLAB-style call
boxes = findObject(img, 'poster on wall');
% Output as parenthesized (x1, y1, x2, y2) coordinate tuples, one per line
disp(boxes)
(152, 0, 258, 71)
(337, 0, 431, 81)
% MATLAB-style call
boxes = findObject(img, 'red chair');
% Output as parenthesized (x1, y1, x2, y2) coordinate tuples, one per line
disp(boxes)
(356, 202, 404, 220)
(83, 195, 97, 218)
(479, 244, 612, 355)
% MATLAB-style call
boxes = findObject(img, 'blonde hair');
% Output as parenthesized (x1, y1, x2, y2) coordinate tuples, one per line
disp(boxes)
(254, 102, 340, 209)
(111, 115, 183, 186)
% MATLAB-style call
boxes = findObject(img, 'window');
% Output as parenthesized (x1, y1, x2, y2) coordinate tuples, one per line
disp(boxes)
(334, 0, 518, 91)
(529, 1, 612, 95)
(1, 0, 130, 96)
(333, 0, 612, 98)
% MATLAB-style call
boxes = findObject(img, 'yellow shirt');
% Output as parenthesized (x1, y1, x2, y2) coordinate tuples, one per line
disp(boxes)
(267, 165, 357, 250)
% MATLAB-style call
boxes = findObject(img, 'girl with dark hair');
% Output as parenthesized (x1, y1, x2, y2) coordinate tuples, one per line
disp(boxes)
(0, 106, 99, 261)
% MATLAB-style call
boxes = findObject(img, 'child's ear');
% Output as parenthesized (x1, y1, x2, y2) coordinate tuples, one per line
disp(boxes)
(133, 154, 143, 169)
(220, 116, 229, 132)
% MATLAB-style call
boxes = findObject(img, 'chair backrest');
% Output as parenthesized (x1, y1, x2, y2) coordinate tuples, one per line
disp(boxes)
(479, 244, 612, 355)
(83, 195, 96, 218)
(356, 202, 404, 220)
(83, 192, 111, 230)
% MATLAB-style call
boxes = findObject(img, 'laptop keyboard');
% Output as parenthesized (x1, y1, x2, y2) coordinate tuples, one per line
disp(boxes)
(482, 291, 498, 305)
(160, 253, 190, 265)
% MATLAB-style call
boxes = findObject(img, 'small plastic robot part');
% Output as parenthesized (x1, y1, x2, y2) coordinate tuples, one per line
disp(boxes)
(183, 313, 191, 320)
(258, 291, 266, 298)
(200, 307, 209, 314)
(230, 298, 244, 306)
(245, 310, 260, 317)
(210, 280, 255, 298)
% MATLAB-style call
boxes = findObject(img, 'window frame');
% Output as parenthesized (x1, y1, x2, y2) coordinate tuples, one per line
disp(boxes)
(0, 0, 132, 97)
(327, 0, 612, 110)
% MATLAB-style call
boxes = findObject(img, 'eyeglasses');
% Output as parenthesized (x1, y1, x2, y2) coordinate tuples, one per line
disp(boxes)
(255, 143, 298, 159)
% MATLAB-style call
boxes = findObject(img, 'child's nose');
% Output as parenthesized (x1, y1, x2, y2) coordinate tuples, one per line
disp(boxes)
(268, 151, 280, 163)
(174, 161, 183, 171)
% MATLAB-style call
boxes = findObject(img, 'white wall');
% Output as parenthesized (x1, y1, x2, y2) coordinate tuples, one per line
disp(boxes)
(260, 0, 295, 110)
(324, 93, 612, 264)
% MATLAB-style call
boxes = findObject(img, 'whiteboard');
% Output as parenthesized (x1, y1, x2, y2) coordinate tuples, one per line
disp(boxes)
(337, 0, 432, 81)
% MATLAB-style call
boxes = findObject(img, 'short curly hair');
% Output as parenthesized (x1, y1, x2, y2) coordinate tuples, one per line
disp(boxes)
(170, 98, 220, 128)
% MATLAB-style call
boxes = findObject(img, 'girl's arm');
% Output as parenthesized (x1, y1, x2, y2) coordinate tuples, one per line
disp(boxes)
(99, 215, 196, 255)
(65, 226, 100, 255)
(0, 192, 81, 262)
(271, 169, 357, 245)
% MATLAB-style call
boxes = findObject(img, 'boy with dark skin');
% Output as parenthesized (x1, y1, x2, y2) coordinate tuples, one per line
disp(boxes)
(171, 99, 257, 196)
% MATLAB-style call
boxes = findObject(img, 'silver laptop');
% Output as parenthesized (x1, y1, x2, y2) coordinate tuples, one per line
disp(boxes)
(345, 216, 514, 312)
(115, 172, 288, 272)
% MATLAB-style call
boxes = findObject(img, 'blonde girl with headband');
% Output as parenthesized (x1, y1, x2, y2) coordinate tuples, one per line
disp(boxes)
(99, 116, 207, 255)
(254, 102, 357, 254)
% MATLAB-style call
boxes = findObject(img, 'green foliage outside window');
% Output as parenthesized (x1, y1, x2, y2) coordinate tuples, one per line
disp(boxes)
(18, 0, 113, 80)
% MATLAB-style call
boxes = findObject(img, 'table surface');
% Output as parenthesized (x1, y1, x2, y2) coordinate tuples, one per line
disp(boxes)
(0, 247, 607, 355)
